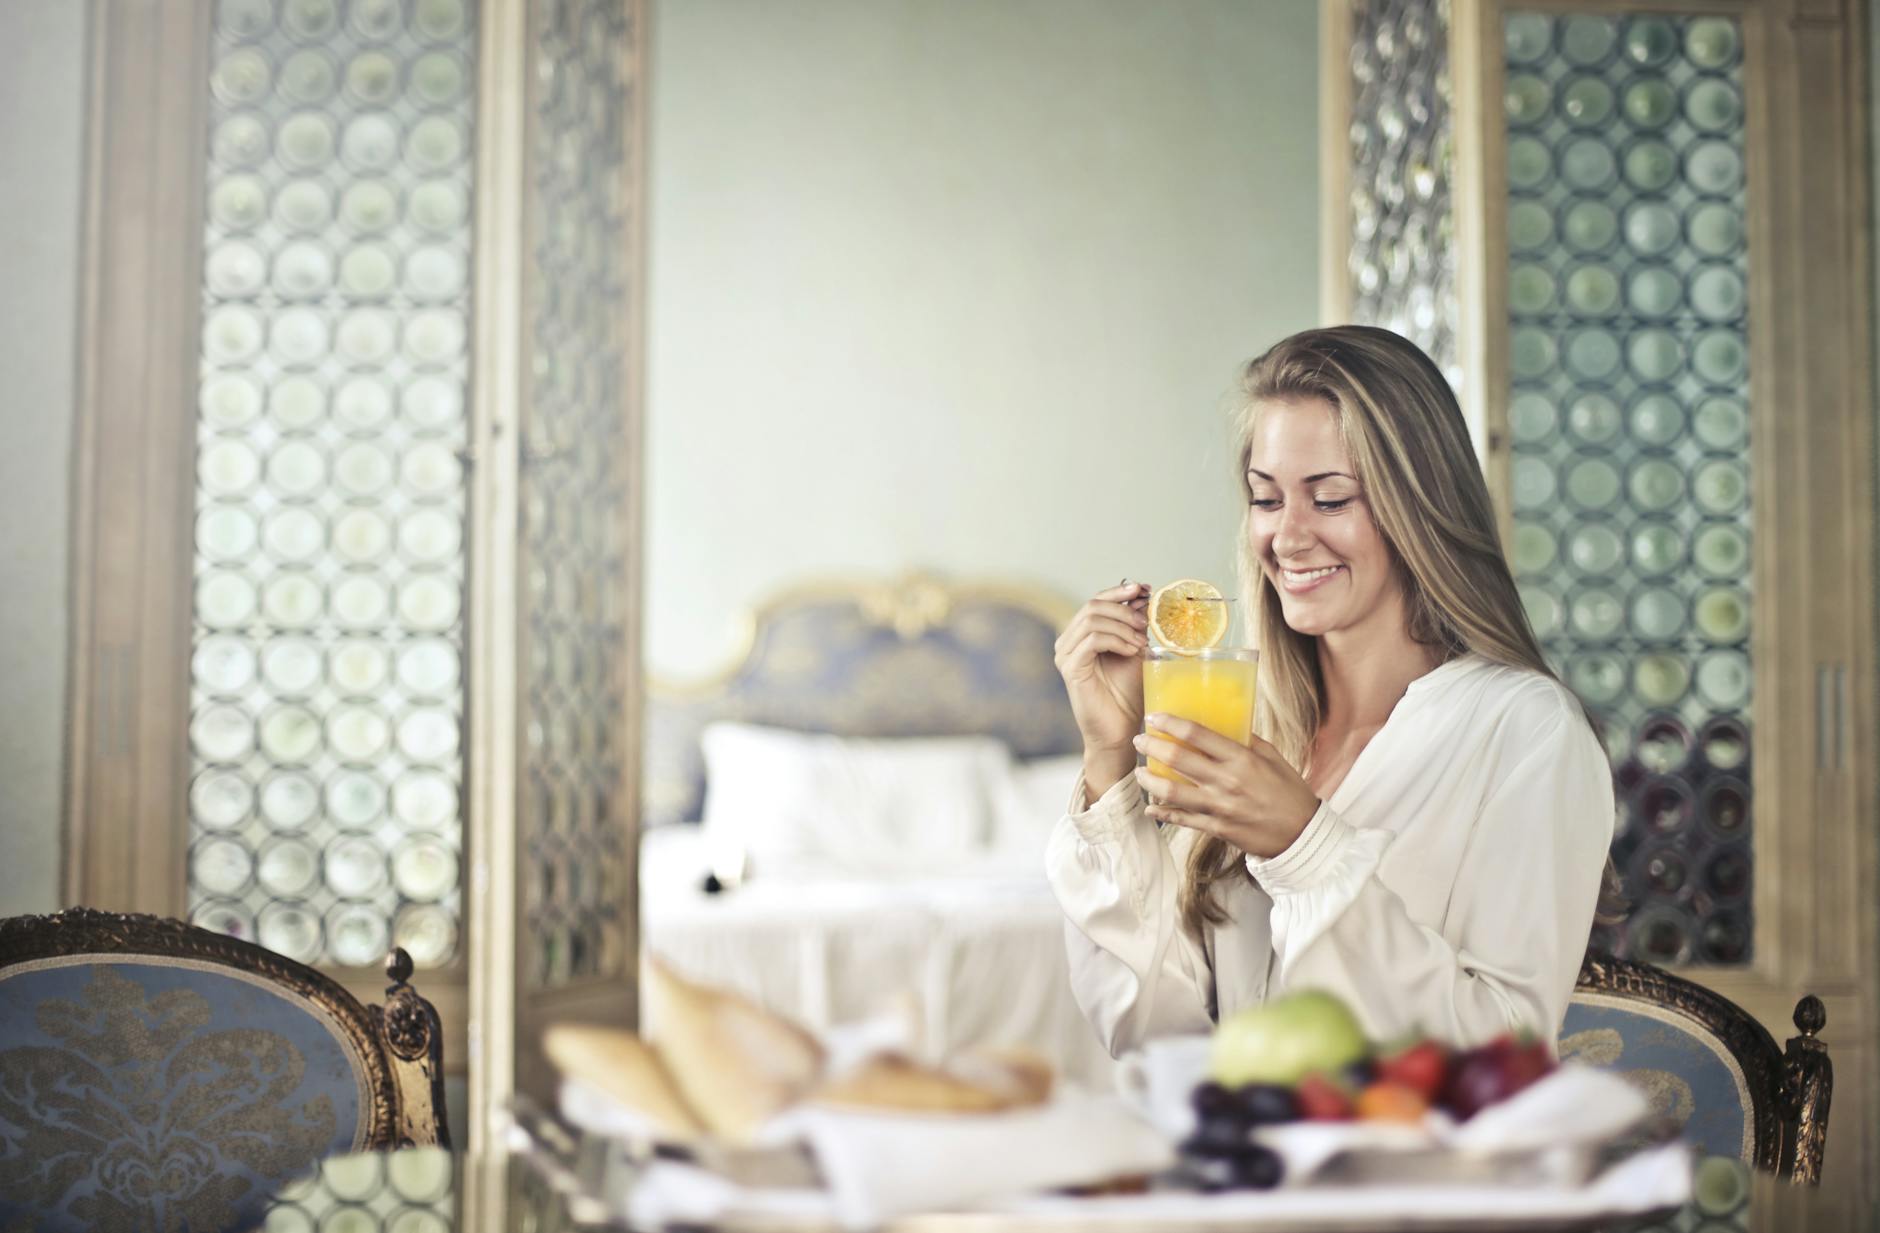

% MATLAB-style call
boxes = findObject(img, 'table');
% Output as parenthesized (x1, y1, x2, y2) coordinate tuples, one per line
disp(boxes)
(257, 1116, 1842, 1233)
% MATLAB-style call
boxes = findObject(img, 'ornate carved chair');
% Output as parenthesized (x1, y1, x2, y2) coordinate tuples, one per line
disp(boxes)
(0, 908, 448, 1233)
(1564, 952, 1831, 1185)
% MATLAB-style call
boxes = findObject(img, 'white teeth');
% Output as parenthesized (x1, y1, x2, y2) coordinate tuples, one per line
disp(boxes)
(1282, 566, 1341, 583)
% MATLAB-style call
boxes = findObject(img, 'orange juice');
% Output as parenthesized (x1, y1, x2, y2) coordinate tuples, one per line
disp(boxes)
(1143, 648, 1258, 782)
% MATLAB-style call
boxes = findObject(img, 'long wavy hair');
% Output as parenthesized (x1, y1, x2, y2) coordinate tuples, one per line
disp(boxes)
(1179, 325, 1622, 935)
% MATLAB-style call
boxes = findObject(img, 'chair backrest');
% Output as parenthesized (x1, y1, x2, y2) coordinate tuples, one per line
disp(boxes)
(0, 908, 447, 1233)
(1563, 952, 1831, 1183)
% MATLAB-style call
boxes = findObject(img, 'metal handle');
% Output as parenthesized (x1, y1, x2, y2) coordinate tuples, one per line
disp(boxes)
(1817, 662, 1847, 772)
(1816, 665, 1831, 771)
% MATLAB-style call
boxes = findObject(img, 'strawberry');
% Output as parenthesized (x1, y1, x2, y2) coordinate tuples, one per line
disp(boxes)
(1294, 1073, 1355, 1121)
(1376, 1040, 1450, 1103)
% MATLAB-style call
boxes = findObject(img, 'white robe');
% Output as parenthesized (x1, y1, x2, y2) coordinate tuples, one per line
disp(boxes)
(1045, 654, 1614, 1055)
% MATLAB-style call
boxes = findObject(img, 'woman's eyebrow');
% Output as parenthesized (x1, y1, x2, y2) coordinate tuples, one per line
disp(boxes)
(1246, 468, 1356, 483)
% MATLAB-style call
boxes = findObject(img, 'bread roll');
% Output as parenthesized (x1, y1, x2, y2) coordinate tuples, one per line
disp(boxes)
(809, 1049, 1054, 1114)
(541, 1024, 704, 1141)
(643, 956, 826, 1142)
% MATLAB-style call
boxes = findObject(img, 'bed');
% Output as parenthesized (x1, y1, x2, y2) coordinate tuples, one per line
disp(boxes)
(639, 572, 1118, 1089)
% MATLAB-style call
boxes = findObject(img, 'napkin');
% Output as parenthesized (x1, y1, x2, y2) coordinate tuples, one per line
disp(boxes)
(768, 1091, 1175, 1229)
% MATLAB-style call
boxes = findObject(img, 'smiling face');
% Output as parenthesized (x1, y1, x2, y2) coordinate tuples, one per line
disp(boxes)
(1245, 397, 1408, 643)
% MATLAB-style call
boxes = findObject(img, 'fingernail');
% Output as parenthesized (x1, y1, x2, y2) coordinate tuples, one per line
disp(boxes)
(1130, 734, 1146, 750)
(1146, 713, 1167, 725)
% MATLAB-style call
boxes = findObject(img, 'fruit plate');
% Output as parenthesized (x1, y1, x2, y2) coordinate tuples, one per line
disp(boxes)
(1247, 1066, 1652, 1189)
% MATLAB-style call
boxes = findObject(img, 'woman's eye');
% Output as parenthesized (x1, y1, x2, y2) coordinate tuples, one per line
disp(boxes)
(1314, 498, 1354, 512)
(1249, 498, 1279, 510)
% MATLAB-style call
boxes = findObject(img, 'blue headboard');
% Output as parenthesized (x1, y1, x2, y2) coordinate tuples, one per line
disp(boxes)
(642, 573, 1083, 828)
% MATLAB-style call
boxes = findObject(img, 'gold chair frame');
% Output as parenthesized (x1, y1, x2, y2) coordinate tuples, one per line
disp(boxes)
(1576, 952, 1830, 1183)
(0, 907, 448, 1150)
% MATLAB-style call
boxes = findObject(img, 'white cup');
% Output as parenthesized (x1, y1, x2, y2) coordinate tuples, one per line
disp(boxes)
(1114, 1034, 1212, 1140)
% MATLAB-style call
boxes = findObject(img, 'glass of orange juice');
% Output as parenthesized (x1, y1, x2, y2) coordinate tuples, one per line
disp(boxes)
(1142, 645, 1259, 782)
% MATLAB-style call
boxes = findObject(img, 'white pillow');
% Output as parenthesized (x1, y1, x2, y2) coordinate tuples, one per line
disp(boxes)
(698, 723, 1013, 881)
(990, 754, 1086, 862)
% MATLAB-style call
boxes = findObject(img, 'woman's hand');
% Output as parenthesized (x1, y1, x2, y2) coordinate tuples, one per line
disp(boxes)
(1133, 714, 1322, 859)
(1054, 582, 1150, 793)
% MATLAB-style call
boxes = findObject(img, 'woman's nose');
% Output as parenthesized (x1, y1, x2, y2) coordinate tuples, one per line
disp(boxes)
(1272, 504, 1315, 555)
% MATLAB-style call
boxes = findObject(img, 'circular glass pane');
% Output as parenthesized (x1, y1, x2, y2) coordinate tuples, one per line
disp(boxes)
(1693, 330, 1749, 386)
(334, 442, 395, 497)
(1508, 392, 1556, 444)
(1505, 14, 1552, 64)
(1627, 329, 1684, 384)
(328, 705, 391, 764)
(1566, 457, 1622, 509)
(1559, 76, 1614, 127)
(1684, 78, 1742, 132)
(260, 770, 320, 831)
(269, 309, 330, 369)
(1509, 264, 1555, 314)
(328, 906, 392, 969)
(266, 440, 328, 497)
(1511, 327, 1557, 379)
(340, 181, 400, 235)
(1566, 524, 1623, 575)
(405, 246, 467, 301)
(262, 507, 324, 561)
(338, 246, 398, 299)
(272, 243, 335, 300)
(279, 49, 337, 104)
(1569, 589, 1623, 639)
(1511, 456, 1556, 509)
(210, 176, 267, 232)
(207, 238, 267, 294)
(394, 838, 459, 901)
(281, 0, 341, 38)
(394, 772, 459, 829)
(401, 442, 462, 498)
(261, 638, 323, 696)
(1694, 585, 1751, 643)
(1511, 523, 1556, 574)
(1621, 79, 1676, 129)
(398, 707, 461, 762)
(194, 635, 257, 695)
(404, 310, 467, 365)
(1624, 18, 1677, 67)
(275, 113, 336, 172)
(1564, 266, 1619, 317)
(192, 839, 253, 898)
(202, 374, 263, 429)
(1510, 201, 1553, 251)
(1627, 395, 1684, 448)
(326, 836, 388, 897)
(1688, 203, 1743, 257)
(211, 45, 271, 100)
(1520, 585, 1562, 638)
(190, 704, 254, 763)
(258, 838, 320, 897)
(1568, 329, 1623, 381)
(326, 640, 388, 695)
(1696, 651, 1752, 708)
(394, 905, 458, 968)
(1505, 74, 1550, 126)
(331, 576, 391, 629)
(1569, 654, 1626, 705)
(198, 572, 258, 628)
(400, 509, 462, 562)
(1623, 203, 1680, 258)
(409, 181, 468, 234)
(403, 377, 464, 430)
(1565, 393, 1621, 446)
(198, 505, 259, 560)
(1560, 16, 1617, 65)
(1628, 521, 1684, 576)
(259, 705, 322, 763)
(200, 439, 261, 495)
(345, 49, 401, 105)
(273, 180, 333, 233)
(1686, 142, 1745, 196)
(258, 905, 322, 965)
(410, 52, 466, 107)
(1626, 266, 1682, 319)
(192, 770, 253, 831)
(1689, 266, 1746, 322)
(1694, 523, 1749, 579)
(1507, 137, 1552, 190)
(1634, 653, 1691, 707)
(337, 309, 399, 366)
(334, 509, 394, 563)
(1629, 458, 1686, 512)
(342, 115, 401, 172)
(203, 306, 264, 365)
(1623, 140, 1677, 192)
(1693, 459, 1748, 514)
(414, 0, 468, 41)
(1686, 18, 1741, 69)
(1630, 587, 1686, 640)
(1692, 397, 1748, 451)
(328, 772, 388, 830)
(1559, 138, 1616, 191)
(406, 117, 466, 173)
(1561, 200, 1617, 253)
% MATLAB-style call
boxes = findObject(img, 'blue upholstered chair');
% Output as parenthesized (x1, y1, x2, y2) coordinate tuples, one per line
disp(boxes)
(0, 908, 447, 1233)
(1563, 952, 1831, 1184)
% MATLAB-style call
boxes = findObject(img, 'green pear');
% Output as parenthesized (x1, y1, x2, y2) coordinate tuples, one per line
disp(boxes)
(1210, 989, 1369, 1086)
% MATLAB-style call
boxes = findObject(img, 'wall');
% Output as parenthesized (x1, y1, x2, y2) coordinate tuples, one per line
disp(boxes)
(0, 0, 86, 913)
(644, 0, 1321, 676)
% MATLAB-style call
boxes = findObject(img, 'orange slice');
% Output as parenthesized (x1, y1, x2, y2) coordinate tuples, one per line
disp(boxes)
(1148, 579, 1229, 651)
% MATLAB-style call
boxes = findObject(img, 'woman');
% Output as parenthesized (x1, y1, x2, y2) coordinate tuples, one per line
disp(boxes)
(1047, 325, 1614, 1057)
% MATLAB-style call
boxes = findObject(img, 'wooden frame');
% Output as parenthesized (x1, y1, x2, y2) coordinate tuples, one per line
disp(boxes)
(1323, 0, 1877, 1214)
(0, 907, 448, 1149)
(65, 0, 474, 1094)
(64, 0, 211, 920)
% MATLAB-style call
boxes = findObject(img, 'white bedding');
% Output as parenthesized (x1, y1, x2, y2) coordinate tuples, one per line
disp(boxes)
(640, 824, 1118, 1091)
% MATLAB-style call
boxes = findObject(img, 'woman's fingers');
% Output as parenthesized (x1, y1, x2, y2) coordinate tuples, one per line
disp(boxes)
(1134, 732, 1211, 781)
(1055, 602, 1147, 655)
(1146, 804, 1219, 835)
(1133, 765, 1207, 810)
(1064, 631, 1140, 670)
(1143, 712, 1246, 761)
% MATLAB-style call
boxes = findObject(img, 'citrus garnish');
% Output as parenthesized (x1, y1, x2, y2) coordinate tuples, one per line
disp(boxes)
(1148, 579, 1229, 651)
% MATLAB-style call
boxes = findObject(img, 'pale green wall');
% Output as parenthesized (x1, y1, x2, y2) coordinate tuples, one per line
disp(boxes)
(644, 0, 1322, 676)
(0, 0, 85, 915)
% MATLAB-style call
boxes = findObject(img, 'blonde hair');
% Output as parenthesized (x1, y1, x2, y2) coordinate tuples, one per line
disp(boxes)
(1179, 325, 1619, 935)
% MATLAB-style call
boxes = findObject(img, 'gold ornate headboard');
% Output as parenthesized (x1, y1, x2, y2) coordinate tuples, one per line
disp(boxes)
(642, 573, 1081, 828)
